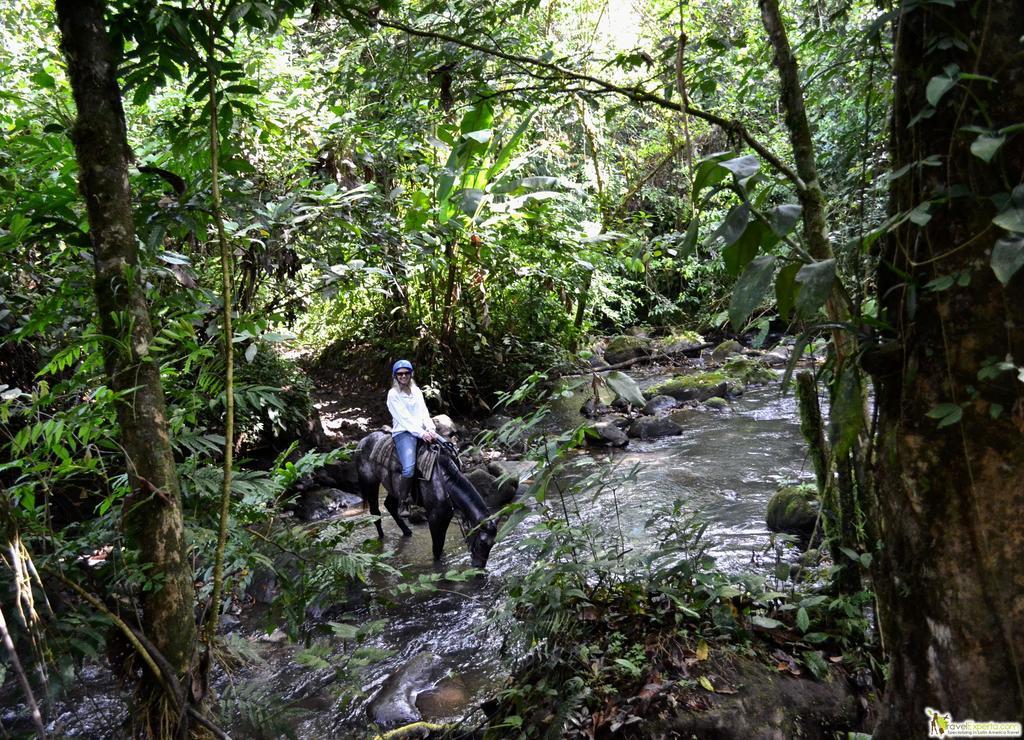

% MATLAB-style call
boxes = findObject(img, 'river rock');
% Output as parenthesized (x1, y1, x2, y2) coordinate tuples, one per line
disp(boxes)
(465, 466, 518, 511)
(711, 339, 743, 363)
(368, 651, 440, 726)
(766, 484, 820, 543)
(659, 330, 705, 355)
(628, 416, 684, 440)
(643, 394, 679, 415)
(584, 421, 629, 448)
(432, 413, 459, 438)
(722, 356, 776, 386)
(604, 335, 652, 365)
(580, 397, 611, 418)
(763, 345, 791, 367)
(703, 396, 729, 410)
(646, 372, 740, 402)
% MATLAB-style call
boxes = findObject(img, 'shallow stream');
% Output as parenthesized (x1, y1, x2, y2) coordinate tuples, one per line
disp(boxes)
(267, 384, 815, 738)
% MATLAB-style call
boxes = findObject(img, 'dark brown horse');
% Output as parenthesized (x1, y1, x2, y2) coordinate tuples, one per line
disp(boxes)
(355, 432, 497, 569)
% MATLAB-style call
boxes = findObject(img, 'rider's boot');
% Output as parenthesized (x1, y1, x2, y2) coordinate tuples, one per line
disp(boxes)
(397, 474, 415, 509)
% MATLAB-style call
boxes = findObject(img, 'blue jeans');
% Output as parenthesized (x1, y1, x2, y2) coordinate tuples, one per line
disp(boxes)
(393, 431, 418, 478)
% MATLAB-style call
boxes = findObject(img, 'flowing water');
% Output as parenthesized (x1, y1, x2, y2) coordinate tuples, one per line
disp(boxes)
(19, 384, 815, 737)
(265, 384, 816, 738)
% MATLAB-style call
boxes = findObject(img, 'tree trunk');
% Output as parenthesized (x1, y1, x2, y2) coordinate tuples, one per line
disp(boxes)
(872, 0, 1024, 732)
(56, 0, 196, 726)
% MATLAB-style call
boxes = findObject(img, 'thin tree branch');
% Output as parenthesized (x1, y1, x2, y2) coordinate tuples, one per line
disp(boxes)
(363, 10, 804, 190)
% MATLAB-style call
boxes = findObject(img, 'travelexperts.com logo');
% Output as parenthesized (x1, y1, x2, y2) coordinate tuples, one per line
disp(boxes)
(926, 707, 1022, 738)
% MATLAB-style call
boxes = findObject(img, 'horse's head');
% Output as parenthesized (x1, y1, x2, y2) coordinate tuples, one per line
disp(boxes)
(436, 445, 498, 570)
(468, 517, 498, 570)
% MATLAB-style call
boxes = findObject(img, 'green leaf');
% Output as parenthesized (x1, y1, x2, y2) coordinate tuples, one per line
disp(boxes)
(794, 259, 836, 317)
(970, 134, 1006, 163)
(614, 658, 643, 676)
(926, 67, 958, 107)
(678, 218, 699, 259)
(487, 111, 535, 180)
(719, 154, 760, 180)
(692, 152, 736, 199)
(775, 263, 801, 321)
(829, 362, 863, 458)
(769, 204, 802, 237)
(993, 208, 1024, 234)
(729, 256, 776, 331)
(714, 203, 751, 248)
(751, 615, 783, 629)
(698, 675, 715, 692)
(802, 650, 829, 680)
(926, 403, 963, 427)
(796, 607, 810, 633)
(462, 129, 492, 144)
(31, 70, 56, 89)
(991, 237, 1024, 285)
(245, 343, 258, 363)
(225, 84, 261, 95)
(604, 371, 645, 406)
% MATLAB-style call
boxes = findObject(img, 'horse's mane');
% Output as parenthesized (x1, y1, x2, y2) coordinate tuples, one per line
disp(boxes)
(437, 451, 490, 524)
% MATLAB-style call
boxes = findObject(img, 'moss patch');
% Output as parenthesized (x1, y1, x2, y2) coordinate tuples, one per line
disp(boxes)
(604, 334, 652, 364)
(723, 356, 776, 385)
(648, 370, 743, 401)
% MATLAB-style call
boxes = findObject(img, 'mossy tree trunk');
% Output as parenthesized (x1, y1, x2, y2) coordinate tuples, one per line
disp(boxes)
(56, 0, 196, 729)
(872, 0, 1024, 731)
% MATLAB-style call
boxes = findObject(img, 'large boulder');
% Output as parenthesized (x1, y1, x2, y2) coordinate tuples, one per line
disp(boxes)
(646, 371, 743, 402)
(584, 421, 629, 448)
(711, 339, 743, 363)
(368, 651, 439, 727)
(643, 394, 679, 415)
(659, 330, 705, 355)
(465, 466, 518, 511)
(766, 484, 820, 543)
(723, 356, 776, 386)
(604, 335, 652, 365)
(628, 416, 684, 440)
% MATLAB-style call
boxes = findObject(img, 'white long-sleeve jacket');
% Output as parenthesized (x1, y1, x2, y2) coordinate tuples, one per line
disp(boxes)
(387, 386, 436, 437)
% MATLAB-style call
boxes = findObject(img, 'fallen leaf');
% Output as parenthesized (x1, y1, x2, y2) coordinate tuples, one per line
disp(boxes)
(696, 639, 709, 661)
(698, 676, 715, 692)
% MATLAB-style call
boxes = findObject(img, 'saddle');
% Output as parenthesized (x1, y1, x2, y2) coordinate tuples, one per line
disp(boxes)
(367, 434, 440, 481)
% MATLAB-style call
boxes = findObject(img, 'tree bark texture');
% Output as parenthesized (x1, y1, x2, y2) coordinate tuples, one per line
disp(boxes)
(873, 0, 1024, 733)
(56, 0, 196, 688)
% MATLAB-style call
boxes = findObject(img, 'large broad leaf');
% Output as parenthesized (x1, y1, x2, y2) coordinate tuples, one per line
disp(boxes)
(487, 110, 535, 180)
(829, 362, 864, 458)
(993, 207, 1024, 234)
(719, 154, 760, 180)
(713, 203, 750, 248)
(460, 188, 488, 218)
(795, 259, 836, 317)
(971, 134, 1006, 163)
(722, 219, 772, 276)
(435, 147, 462, 225)
(729, 256, 777, 331)
(679, 218, 699, 260)
(604, 371, 645, 407)
(460, 99, 494, 135)
(769, 204, 802, 237)
(991, 236, 1024, 285)
(925, 64, 959, 107)
(775, 262, 801, 320)
(692, 152, 737, 200)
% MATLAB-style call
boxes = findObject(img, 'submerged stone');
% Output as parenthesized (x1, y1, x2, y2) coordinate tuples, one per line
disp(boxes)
(628, 416, 684, 440)
(703, 396, 729, 410)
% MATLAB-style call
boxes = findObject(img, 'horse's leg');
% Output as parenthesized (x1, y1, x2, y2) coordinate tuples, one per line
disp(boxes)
(426, 479, 453, 561)
(384, 474, 413, 537)
(358, 464, 385, 539)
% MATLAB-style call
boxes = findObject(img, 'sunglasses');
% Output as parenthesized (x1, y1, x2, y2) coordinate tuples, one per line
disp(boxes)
(395, 371, 411, 377)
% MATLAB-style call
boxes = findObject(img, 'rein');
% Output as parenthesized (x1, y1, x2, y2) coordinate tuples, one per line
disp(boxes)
(431, 439, 471, 543)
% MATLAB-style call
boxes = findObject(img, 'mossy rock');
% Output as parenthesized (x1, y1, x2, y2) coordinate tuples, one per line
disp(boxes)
(711, 339, 743, 363)
(647, 371, 744, 401)
(604, 335, 652, 365)
(723, 356, 777, 386)
(703, 396, 729, 410)
(659, 330, 705, 354)
(766, 484, 819, 542)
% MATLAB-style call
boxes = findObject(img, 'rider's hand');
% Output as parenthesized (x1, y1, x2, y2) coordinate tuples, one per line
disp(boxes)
(422, 430, 437, 443)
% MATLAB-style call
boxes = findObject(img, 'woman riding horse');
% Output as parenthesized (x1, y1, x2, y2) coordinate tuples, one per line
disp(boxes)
(355, 431, 497, 569)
